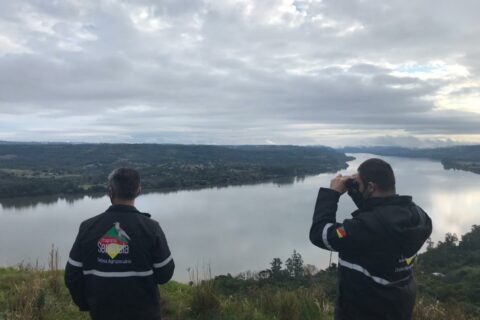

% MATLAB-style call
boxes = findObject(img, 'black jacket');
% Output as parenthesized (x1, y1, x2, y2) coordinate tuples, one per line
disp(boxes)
(65, 204, 174, 320)
(310, 188, 432, 320)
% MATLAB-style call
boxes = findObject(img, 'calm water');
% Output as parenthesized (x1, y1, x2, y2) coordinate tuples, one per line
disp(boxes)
(0, 154, 479, 282)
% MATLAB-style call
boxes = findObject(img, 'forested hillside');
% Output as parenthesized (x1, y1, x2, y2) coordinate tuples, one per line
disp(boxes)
(0, 143, 353, 198)
(416, 225, 480, 312)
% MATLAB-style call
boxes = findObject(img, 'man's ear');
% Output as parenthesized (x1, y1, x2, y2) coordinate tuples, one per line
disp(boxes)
(108, 187, 114, 199)
(367, 182, 376, 194)
(136, 186, 142, 197)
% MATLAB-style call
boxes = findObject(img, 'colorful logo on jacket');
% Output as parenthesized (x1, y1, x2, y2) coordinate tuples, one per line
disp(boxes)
(336, 226, 347, 239)
(400, 254, 417, 266)
(97, 222, 130, 259)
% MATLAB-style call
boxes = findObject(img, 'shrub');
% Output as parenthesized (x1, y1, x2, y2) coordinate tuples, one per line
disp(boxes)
(189, 281, 221, 318)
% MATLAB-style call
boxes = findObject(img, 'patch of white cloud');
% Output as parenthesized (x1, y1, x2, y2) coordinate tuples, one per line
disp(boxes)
(434, 82, 480, 114)
(265, 0, 307, 27)
(311, 14, 365, 36)
(311, 14, 336, 28)
(57, 40, 82, 52)
(220, 0, 309, 28)
(336, 22, 365, 36)
(16, 4, 59, 35)
(130, 6, 171, 32)
(106, 105, 155, 114)
(72, 23, 98, 41)
(0, 35, 32, 54)
(55, 23, 98, 51)
(389, 61, 480, 115)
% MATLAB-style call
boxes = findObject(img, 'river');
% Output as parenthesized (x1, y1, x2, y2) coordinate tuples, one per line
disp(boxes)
(0, 153, 479, 281)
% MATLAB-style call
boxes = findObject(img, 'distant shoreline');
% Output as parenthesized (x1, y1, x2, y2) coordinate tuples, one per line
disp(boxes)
(0, 144, 353, 200)
(0, 170, 337, 209)
(340, 145, 480, 176)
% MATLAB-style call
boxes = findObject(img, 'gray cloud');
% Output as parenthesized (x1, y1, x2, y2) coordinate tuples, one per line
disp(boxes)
(0, 0, 479, 145)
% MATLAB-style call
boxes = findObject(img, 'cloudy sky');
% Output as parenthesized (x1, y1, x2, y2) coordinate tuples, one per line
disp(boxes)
(1, 0, 479, 147)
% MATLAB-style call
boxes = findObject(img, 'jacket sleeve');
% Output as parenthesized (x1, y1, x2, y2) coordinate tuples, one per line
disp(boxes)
(309, 187, 374, 253)
(64, 223, 89, 311)
(151, 222, 175, 284)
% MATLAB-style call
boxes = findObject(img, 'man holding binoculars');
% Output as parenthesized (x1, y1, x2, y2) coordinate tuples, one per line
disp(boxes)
(310, 158, 432, 320)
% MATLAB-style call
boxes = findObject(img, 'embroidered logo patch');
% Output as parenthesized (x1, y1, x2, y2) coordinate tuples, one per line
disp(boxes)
(398, 254, 417, 266)
(405, 255, 416, 265)
(396, 254, 417, 272)
(98, 222, 130, 259)
(336, 226, 347, 238)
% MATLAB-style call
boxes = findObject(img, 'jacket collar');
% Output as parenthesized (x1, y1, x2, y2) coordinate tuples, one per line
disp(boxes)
(352, 195, 413, 217)
(105, 204, 152, 217)
(366, 195, 412, 208)
(106, 204, 140, 213)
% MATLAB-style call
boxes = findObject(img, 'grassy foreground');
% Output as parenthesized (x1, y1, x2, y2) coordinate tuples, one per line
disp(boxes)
(1, 226, 479, 319)
(0, 267, 477, 320)
(0, 267, 333, 320)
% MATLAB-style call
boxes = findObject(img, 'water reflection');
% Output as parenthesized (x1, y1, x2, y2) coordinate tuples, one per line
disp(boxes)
(272, 175, 306, 185)
(0, 176, 308, 210)
(0, 194, 104, 210)
(0, 153, 479, 282)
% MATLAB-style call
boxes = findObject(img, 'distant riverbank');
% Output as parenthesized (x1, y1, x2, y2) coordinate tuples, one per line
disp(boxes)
(0, 143, 353, 199)
(340, 145, 480, 175)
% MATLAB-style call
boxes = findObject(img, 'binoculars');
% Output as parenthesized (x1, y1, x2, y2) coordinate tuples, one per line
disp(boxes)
(345, 178, 360, 191)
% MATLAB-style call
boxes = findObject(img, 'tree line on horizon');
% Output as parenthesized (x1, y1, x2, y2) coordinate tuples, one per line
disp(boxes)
(0, 144, 352, 198)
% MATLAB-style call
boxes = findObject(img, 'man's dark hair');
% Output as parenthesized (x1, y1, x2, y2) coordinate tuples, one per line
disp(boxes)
(108, 168, 141, 200)
(358, 158, 396, 192)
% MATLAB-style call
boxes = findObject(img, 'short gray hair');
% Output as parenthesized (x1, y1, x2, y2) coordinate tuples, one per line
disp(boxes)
(108, 168, 141, 200)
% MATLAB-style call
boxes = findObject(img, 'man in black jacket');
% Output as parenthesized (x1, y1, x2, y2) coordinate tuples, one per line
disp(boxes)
(65, 168, 174, 320)
(310, 158, 432, 320)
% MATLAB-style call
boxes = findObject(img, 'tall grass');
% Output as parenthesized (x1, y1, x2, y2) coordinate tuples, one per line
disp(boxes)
(0, 245, 88, 320)
(185, 281, 334, 320)
(189, 281, 221, 318)
(413, 297, 479, 320)
(2, 271, 478, 320)
(1, 252, 478, 319)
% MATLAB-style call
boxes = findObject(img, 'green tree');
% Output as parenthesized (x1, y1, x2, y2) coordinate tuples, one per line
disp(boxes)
(270, 258, 283, 276)
(286, 250, 304, 279)
(440, 233, 459, 247)
(460, 225, 480, 250)
(426, 238, 435, 251)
